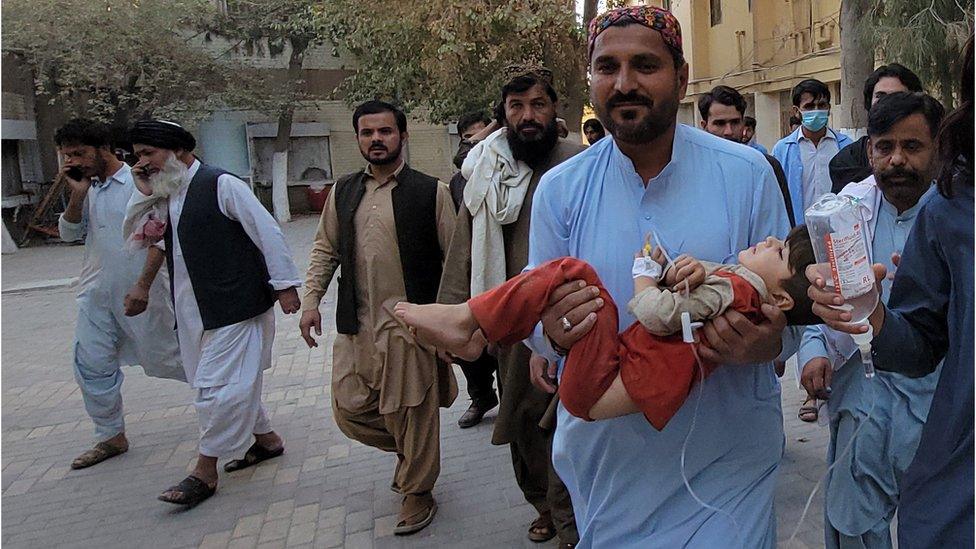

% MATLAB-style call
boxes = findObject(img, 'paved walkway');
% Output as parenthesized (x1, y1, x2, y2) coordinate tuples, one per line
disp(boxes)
(2, 215, 835, 548)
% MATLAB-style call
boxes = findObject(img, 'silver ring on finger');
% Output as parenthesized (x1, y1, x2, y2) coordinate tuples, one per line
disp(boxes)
(560, 316, 573, 332)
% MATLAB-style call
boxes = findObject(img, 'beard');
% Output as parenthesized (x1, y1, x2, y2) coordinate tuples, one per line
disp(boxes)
(360, 140, 402, 166)
(147, 152, 189, 198)
(506, 118, 559, 164)
(595, 87, 680, 145)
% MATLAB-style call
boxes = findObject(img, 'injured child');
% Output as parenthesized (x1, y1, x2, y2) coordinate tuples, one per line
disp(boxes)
(394, 225, 818, 430)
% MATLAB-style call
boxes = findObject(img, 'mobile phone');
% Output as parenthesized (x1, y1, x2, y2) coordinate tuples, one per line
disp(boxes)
(65, 166, 84, 181)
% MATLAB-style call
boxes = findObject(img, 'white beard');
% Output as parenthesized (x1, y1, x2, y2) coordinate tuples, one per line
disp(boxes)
(147, 153, 189, 198)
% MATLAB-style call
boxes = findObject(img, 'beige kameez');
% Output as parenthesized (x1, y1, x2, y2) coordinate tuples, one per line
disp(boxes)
(302, 162, 457, 496)
(437, 139, 585, 544)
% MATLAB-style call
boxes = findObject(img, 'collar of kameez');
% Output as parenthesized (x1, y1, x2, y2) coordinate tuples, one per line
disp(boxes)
(364, 158, 406, 184)
(608, 124, 686, 187)
(93, 164, 131, 188)
(588, 6, 683, 60)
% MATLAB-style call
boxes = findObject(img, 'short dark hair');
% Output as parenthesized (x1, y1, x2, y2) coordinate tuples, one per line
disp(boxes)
(353, 100, 407, 133)
(501, 74, 558, 105)
(781, 224, 819, 326)
(698, 85, 746, 120)
(602, 18, 685, 69)
(582, 118, 605, 134)
(456, 111, 490, 136)
(788, 115, 802, 128)
(743, 116, 757, 129)
(867, 92, 945, 139)
(863, 63, 923, 112)
(791, 79, 830, 107)
(55, 118, 112, 149)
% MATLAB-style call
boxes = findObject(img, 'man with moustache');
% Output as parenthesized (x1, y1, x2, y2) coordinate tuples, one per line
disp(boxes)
(299, 100, 457, 535)
(828, 64, 924, 192)
(56, 118, 184, 470)
(524, 7, 793, 545)
(797, 92, 944, 549)
(438, 65, 584, 546)
(126, 119, 301, 506)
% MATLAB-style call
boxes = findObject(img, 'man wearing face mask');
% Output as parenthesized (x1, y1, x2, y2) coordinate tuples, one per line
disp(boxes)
(439, 66, 584, 546)
(300, 100, 457, 535)
(773, 79, 853, 224)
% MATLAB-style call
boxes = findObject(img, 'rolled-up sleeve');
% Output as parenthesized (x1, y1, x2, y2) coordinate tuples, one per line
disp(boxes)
(795, 326, 829, 382)
(216, 174, 302, 291)
(58, 194, 88, 243)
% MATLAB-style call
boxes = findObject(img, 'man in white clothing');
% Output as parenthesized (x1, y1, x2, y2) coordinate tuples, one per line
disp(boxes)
(57, 118, 184, 470)
(127, 119, 302, 506)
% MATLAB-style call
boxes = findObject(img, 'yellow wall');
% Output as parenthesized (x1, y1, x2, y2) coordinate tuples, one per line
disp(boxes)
(625, 0, 844, 148)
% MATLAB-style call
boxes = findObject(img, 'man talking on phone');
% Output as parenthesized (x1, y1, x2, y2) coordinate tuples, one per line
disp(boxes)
(57, 118, 184, 470)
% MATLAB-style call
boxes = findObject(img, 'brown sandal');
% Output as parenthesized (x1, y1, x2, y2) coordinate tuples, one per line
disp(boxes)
(70, 441, 128, 469)
(394, 494, 437, 535)
(798, 398, 819, 423)
(528, 513, 557, 543)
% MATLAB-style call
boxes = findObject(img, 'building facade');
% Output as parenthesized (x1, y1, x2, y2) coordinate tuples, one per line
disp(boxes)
(630, 0, 845, 149)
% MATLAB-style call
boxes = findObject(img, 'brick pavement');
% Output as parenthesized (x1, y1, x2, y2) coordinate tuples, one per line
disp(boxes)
(2, 215, 837, 548)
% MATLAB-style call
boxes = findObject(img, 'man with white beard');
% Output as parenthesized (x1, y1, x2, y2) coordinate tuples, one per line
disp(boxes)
(126, 120, 302, 506)
(56, 118, 184, 470)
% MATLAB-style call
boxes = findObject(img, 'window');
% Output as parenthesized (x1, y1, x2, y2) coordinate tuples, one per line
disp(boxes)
(710, 0, 722, 26)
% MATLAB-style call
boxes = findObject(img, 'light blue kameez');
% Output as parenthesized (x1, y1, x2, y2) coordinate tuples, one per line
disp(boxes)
(797, 188, 941, 548)
(59, 166, 183, 442)
(526, 125, 790, 548)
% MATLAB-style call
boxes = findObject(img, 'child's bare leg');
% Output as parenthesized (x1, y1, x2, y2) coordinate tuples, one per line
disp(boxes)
(588, 374, 640, 420)
(393, 302, 485, 360)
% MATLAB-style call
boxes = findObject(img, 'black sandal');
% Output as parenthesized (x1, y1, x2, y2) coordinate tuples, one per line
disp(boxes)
(223, 442, 284, 472)
(158, 475, 216, 506)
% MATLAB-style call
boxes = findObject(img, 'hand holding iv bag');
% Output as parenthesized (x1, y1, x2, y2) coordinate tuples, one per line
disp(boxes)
(804, 194, 879, 378)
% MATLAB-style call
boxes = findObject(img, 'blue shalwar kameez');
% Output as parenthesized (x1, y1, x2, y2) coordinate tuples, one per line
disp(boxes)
(798, 184, 941, 548)
(59, 165, 183, 442)
(526, 125, 790, 548)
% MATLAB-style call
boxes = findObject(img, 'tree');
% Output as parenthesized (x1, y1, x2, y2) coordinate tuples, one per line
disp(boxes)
(316, 0, 587, 129)
(838, 0, 876, 130)
(209, 1, 328, 223)
(869, 0, 973, 108)
(1, 0, 235, 127)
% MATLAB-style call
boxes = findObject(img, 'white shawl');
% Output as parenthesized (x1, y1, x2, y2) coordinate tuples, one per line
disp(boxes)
(461, 128, 533, 295)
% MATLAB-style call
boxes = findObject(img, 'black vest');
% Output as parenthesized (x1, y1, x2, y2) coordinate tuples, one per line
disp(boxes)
(333, 165, 443, 334)
(164, 163, 275, 330)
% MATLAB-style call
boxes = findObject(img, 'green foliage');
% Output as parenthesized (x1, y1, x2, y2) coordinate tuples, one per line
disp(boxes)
(315, 0, 587, 123)
(1, 0, 239, 125)
(869, 0, 974, 107)
(205, 0, 331, 115)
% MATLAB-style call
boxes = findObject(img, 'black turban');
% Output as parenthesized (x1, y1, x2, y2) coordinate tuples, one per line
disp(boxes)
(129, 119, 196, 152)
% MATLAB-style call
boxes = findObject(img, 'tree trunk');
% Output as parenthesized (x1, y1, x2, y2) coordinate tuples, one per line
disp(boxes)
(271, 38, 307, 223)
(561, 0, 598, 137)
(838, 0, 874, 131)
(582, 0, 597, 28)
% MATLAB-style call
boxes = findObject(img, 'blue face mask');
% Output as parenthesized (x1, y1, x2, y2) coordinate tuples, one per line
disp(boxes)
(801, 110, 830, 132)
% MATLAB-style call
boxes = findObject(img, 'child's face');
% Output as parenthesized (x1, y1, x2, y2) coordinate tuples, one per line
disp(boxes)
(737, 236, 793, 295)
